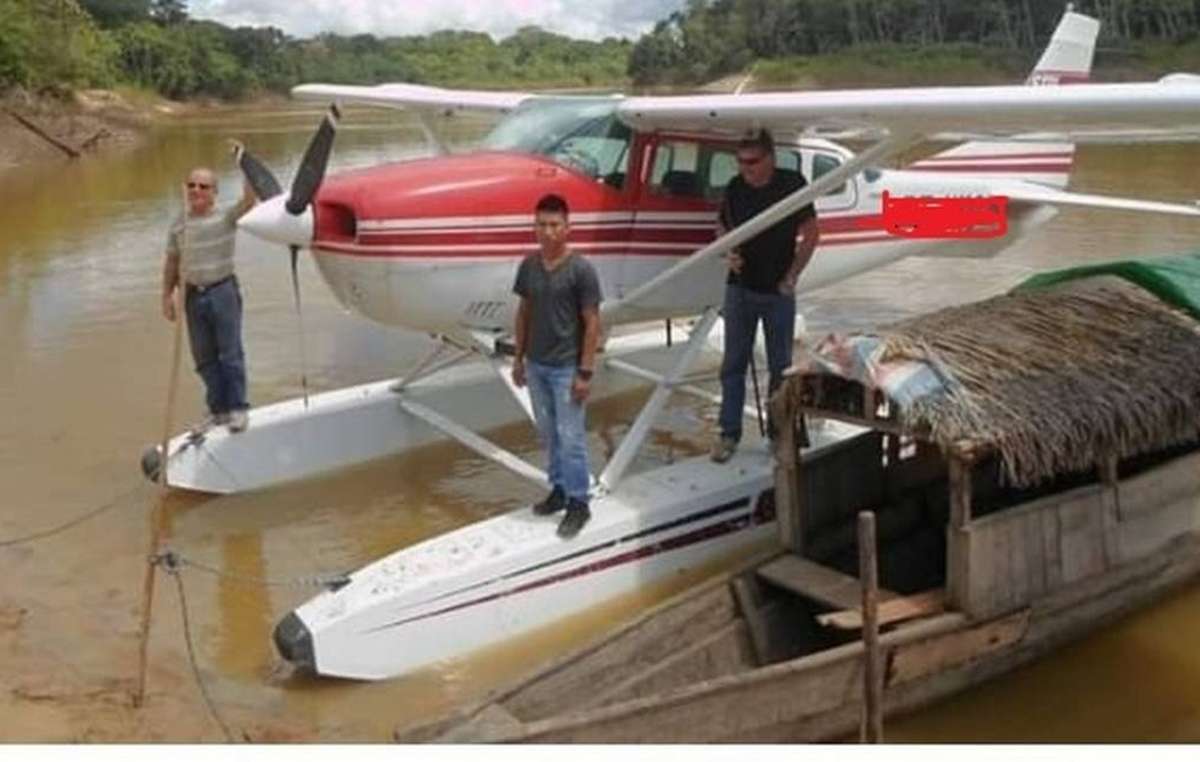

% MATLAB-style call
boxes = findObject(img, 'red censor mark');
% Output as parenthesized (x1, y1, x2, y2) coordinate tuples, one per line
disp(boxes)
(881, 191, 1008, 239)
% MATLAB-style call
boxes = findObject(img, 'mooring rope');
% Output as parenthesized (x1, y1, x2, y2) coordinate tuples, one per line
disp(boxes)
(0, 485, 147, 548)
(155, 552, 237, 743)
(168, 550, 349, 591)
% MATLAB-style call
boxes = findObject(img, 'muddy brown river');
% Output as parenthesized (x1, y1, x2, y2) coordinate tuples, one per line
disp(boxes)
(2, 105, 1199, 741)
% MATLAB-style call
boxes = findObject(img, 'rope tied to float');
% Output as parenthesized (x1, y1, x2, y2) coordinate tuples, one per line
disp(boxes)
(154, 549, 350, 591)
(151, 549, 237, 743)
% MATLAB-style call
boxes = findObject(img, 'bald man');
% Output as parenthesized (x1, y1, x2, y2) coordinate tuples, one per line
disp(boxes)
(162, 167, 256, 434)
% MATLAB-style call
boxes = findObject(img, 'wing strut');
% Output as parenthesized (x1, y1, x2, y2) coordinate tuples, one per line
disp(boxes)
(602, 132, 918, 324)
(598, 307, 721, 492)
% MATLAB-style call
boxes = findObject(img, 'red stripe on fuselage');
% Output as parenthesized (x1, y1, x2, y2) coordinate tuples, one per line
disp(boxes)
(312, 212, 937, 258)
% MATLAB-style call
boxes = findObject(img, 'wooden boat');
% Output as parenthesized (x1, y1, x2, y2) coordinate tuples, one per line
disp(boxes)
(398, 257, 1200, 742)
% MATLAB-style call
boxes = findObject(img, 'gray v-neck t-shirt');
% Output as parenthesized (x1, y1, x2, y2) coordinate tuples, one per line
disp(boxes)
(513, 252, 602, 367)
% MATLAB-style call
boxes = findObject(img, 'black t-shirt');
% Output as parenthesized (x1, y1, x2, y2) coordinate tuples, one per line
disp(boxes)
(512, 252, 603, 367)
(719, 169, 817, 293)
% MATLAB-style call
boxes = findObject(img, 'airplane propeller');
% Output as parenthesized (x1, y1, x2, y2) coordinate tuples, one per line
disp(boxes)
(234, 103, 341, 409)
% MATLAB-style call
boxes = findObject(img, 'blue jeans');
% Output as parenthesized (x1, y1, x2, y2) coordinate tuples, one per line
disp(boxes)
(718, 284, 796, 442)
(185, 276, 248, 416)
(526, 360, 591, 502)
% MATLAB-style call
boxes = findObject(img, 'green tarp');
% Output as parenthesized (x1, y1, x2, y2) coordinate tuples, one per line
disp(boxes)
(1015, 251, 1200, 321)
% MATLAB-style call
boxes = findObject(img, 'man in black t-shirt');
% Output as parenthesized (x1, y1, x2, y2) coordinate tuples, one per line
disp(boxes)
(711, 129, 820, 463)
(512, 194, 603, 538)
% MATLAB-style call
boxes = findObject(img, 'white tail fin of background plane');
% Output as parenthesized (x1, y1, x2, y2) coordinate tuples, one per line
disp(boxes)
(906, 10, 1100, 189)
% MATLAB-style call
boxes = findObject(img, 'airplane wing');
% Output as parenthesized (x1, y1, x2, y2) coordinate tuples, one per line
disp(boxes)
(292, 82, 535, 115)
(617, 81, 1200, 141)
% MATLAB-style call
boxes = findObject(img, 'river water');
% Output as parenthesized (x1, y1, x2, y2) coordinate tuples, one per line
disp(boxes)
(1, 104, 1199, 741)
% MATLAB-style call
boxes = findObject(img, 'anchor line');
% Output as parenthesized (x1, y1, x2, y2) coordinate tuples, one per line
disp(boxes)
(155, 553, 237, 743)
(166, 550, 349, 591)
(0, 484, 148, 548)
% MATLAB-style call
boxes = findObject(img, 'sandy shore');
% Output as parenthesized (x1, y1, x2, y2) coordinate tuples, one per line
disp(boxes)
(0, 89, 163, 174)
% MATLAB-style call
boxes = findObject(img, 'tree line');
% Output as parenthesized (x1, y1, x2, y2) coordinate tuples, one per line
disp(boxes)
(628, 0, 1200, 84)
(0, 0, 630, 99)
(3, 0, 1200, 100)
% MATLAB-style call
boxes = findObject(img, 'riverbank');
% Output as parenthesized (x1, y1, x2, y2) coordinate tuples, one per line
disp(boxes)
(0, 88, 292, 178)
(0, 88, 167, 175)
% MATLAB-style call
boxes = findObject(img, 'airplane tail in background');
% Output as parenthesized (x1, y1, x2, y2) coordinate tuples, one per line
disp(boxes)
(906, 10, 1100, 189)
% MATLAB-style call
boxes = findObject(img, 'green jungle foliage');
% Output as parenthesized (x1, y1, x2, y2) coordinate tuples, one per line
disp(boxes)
(5, 0, 1200, 101)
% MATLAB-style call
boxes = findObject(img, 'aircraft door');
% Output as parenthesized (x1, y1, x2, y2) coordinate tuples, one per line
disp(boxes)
(626, 137, 730, 314)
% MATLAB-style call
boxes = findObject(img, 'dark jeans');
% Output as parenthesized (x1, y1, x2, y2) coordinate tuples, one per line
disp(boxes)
(185, 276, 248, 416)
(718, 283, 796, 442)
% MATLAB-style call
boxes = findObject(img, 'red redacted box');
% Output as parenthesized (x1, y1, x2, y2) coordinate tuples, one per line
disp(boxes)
(881, 191, 1008, 239)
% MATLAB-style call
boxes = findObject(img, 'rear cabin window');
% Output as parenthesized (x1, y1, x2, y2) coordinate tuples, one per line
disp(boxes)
(813, 152, 848, 195)
(652, 141, 845, 199)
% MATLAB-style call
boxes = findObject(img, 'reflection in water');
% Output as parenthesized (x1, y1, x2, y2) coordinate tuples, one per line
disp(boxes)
(215, 532, 272, 679)
(3, 109, 1200, 740)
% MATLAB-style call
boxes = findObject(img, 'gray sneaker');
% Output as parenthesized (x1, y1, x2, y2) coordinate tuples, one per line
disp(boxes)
(710, 436, 738, 463)
(189, 413, 226, 437)
(227, 409, 249, 433)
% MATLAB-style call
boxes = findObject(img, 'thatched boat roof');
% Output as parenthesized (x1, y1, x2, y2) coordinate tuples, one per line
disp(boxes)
(786, 268, 1200, 487)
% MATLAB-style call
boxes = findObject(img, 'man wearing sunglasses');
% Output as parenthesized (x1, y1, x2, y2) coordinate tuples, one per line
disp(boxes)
(161, 164, 257, 434)
(711, 128, 820, 463)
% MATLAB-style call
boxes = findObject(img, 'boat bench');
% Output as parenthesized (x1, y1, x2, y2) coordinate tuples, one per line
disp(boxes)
(757, 554, 895, 609)
(756, 554, 944, 630)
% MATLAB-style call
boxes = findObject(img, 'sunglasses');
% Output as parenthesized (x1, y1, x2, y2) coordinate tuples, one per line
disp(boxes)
(736, 153, 768, 166)
(186, 182, 214, 190)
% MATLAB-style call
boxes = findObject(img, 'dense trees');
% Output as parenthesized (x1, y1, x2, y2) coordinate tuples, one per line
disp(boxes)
(4, 0, 1200, 101)
(2, 0, 630, 98)
(628, 0, 1200, 84)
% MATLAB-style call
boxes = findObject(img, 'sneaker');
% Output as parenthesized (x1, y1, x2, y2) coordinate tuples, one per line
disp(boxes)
(533, 485, 566, 516)
(189, 413, 225, 437)
(227, 409, 249, 433)
(557, 499, 591, 539)
(710, 436, 738, 463)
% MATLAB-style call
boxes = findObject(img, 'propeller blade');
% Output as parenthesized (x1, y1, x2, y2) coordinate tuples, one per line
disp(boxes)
(233, 143, 283, 200)
(286, 103, 341, 215)
(289, 245, 311, 409)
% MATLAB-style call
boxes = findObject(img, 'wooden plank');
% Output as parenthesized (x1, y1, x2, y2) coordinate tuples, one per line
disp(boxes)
(1117, 450, 1200, 522)
(888, 610, 1030, 685)
(433, 703, 524, 743)
(1057, 488, 1108, 584)
(801, 407, 905, 435)
(948, 456, 971, 529)
(857, 512, 883, 743)
(731, 577, 770, 667)
(817, 589, 945, 630)
(580, 620, 753, 710)
(757, 554, 896, 610)
(774, 401, 800, 552)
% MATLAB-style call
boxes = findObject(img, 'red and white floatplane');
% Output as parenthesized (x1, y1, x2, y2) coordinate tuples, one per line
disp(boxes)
(145, 10, 1200, 678)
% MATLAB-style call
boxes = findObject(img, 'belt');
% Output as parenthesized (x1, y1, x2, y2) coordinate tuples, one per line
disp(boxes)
(186, 275, 235, 294)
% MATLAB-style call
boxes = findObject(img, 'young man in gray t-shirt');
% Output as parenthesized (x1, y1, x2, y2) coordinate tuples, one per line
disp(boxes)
(511, 194, 602, 539)
(162, 165, 256, 434)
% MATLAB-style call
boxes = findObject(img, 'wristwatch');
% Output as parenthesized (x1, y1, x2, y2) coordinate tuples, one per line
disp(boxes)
(576, 368, 594, 381)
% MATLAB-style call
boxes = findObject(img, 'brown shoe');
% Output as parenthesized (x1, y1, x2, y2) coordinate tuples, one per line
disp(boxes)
(710, 436, 737, 463)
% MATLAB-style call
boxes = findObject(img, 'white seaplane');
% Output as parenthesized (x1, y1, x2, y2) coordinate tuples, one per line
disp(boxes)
(146, 10, 1200, 679)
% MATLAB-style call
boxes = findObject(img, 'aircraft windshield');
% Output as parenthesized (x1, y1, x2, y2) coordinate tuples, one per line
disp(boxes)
(483, 98, 631, 186)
